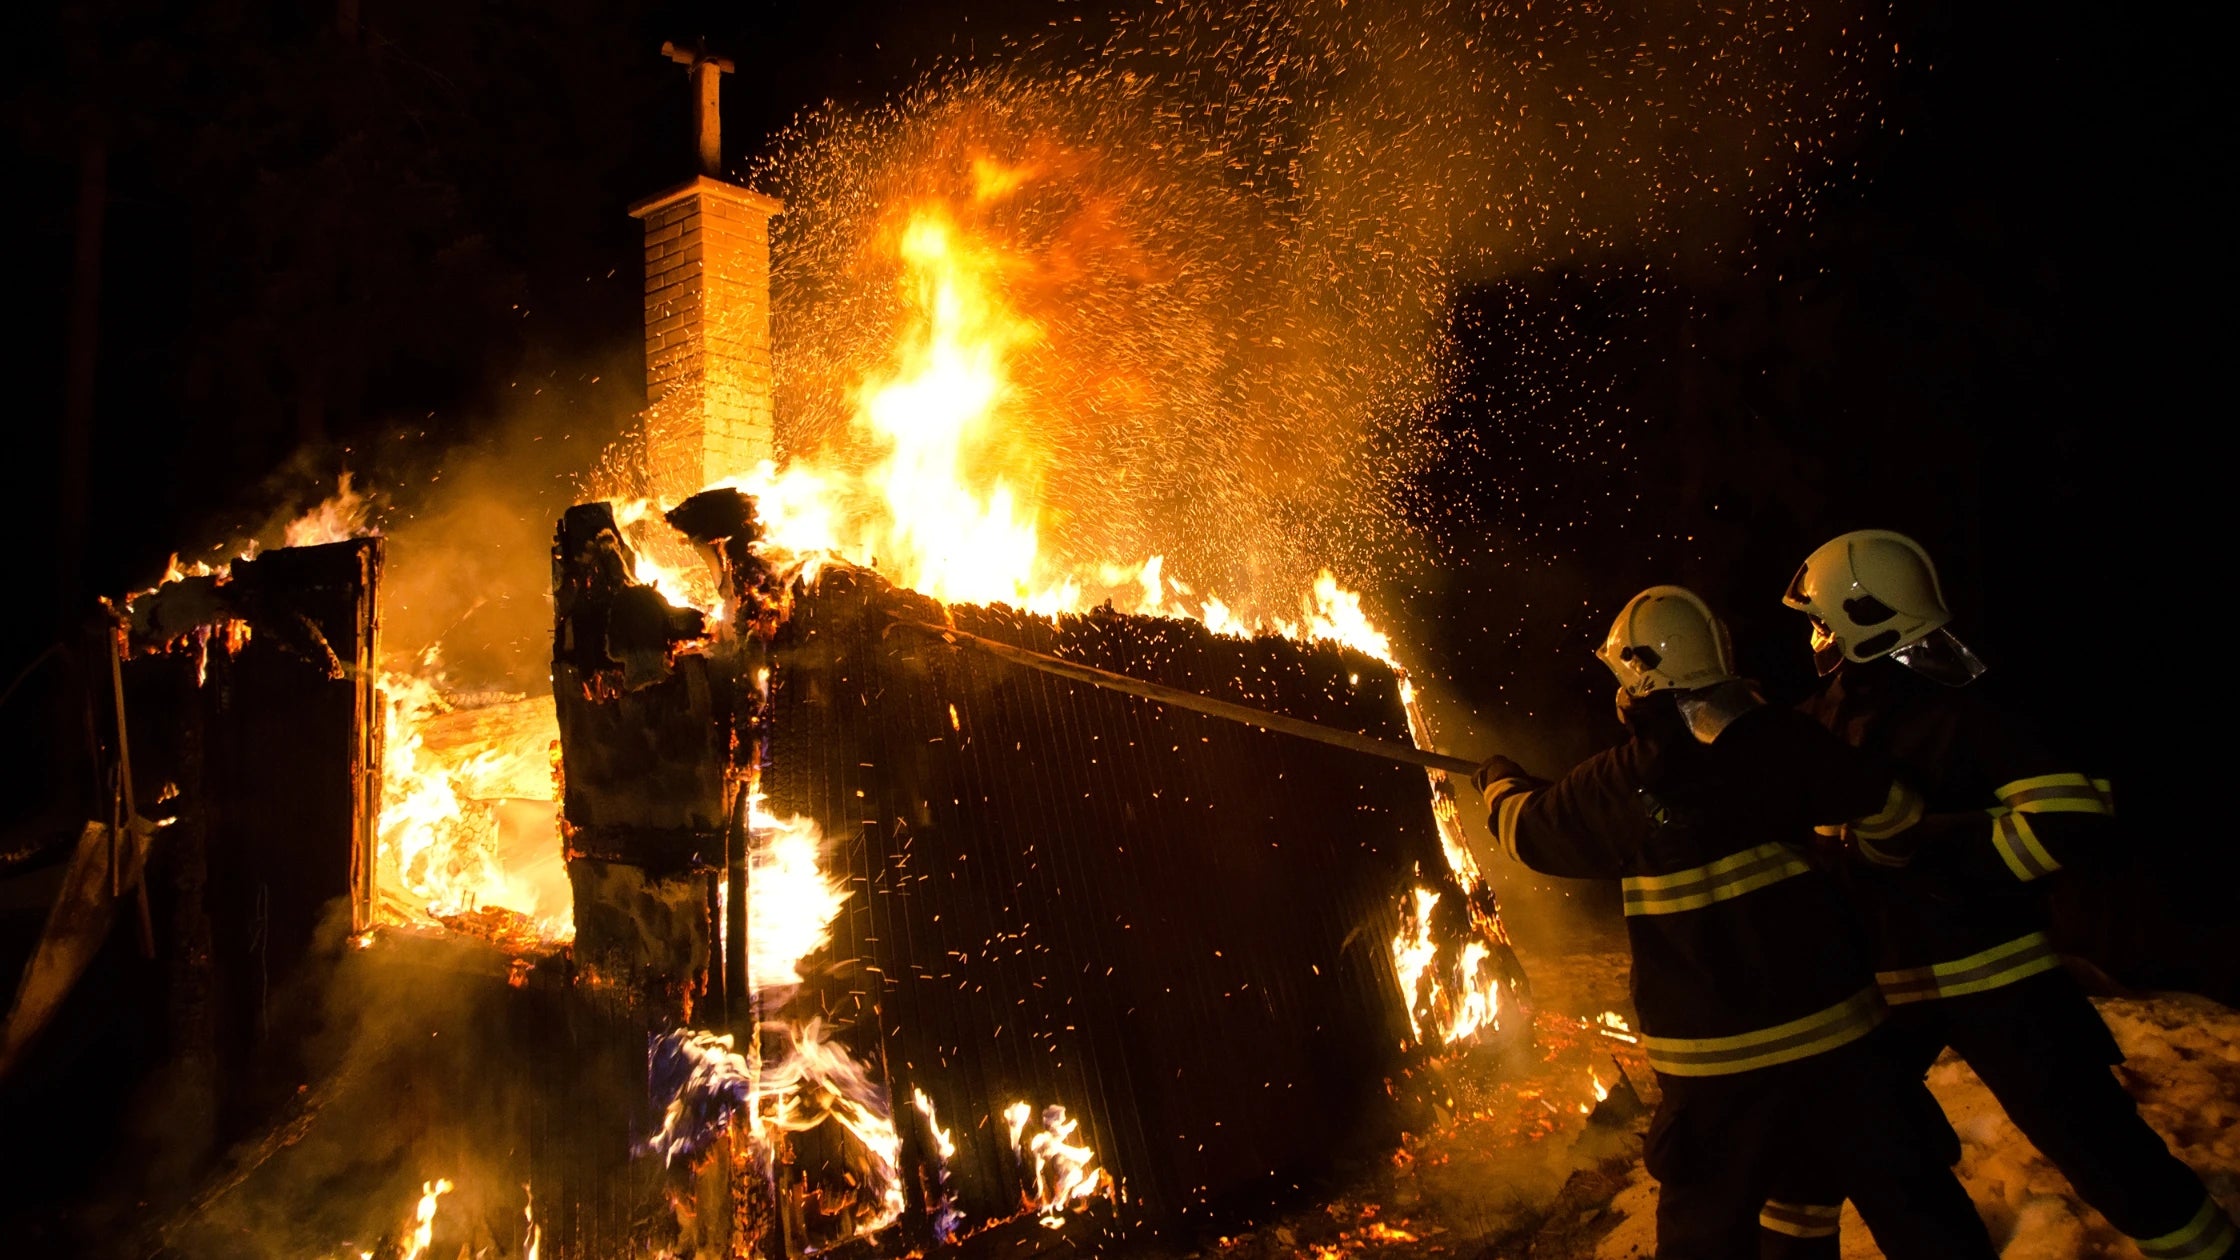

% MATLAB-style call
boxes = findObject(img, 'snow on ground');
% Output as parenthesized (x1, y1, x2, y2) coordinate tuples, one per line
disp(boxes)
(1593, 989, 2240, 1259)
(1194, 951, 2238, 1260)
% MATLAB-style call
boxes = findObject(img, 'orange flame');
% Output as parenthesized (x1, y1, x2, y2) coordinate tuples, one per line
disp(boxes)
(402, 1178, 452, 1260)
(755, 1021, 908, 1237)
(1390, 883, 1503, 1047)
(746, 802, 850, 992)
(913, 1087, 957, 1161)
(282, 472, 373, 548)
(621, 199, 1401, 667)
(522, 1184, 541, 1260)
(374, 672, 571, 943)
(1006, 1101, 1108, 1226)
(1594, 1010, 1638, 1043)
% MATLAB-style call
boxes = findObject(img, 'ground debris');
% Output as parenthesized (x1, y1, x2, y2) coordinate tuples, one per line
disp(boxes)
(1182, 952, 1653, 1260)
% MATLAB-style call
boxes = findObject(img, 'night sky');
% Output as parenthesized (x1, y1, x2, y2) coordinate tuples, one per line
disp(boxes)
(1, 3, 2221, 992)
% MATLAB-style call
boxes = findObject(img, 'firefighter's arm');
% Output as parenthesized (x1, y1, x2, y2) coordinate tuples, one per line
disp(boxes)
(1883, 776, 2116, 889)
(1474, 753, 1629, 879)
(1848, 694, 2114, 887)
(1774, 713, 1928, 864)
(1831, 780, 1930, 867)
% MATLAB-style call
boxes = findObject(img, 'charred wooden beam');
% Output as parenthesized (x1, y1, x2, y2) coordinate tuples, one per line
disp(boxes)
(552, 504, 735, 1014)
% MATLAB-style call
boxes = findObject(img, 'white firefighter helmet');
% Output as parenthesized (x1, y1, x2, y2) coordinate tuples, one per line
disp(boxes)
(1783, 529, 1952, 673)
(1596, 586, 1738, 696)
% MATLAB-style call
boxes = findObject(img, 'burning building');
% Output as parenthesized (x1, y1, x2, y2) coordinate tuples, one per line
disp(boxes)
(549, 493, 1523, 1253)
(526, 80, 1529, 1249)
(4, 47, 1525, 1259)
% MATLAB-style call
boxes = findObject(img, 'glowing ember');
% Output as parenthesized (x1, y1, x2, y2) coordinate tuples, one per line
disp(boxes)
(1006, 1101, 1108, 1227)
(1306, 1218, 1421, 1258)
(1594, 1011, 1639, 1044)
(1399, 679, 1487, 891)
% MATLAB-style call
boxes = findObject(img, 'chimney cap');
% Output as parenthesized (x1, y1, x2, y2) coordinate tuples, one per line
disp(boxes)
(628, 175, 785, 220)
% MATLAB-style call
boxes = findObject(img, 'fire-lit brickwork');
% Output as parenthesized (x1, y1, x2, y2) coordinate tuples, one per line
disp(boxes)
(629, 176, 783, 502)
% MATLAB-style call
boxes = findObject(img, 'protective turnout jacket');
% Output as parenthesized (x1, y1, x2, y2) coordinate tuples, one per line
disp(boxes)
(1798, 659, 2116, 1006)
(1483, 694, 1920, 1078)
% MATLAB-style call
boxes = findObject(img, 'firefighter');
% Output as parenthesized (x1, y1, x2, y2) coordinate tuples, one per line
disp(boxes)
(1473, 585, 1994, 1260)
(1769, 530, 2236, 1260)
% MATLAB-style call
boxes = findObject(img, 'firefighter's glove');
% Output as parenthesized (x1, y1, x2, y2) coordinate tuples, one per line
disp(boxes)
(1472, 754, 1530, 807)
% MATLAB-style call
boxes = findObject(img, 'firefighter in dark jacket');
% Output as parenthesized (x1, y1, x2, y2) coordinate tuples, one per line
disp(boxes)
(1769, 530, 2235, 1260)
(1473, 585, 1994, 1260)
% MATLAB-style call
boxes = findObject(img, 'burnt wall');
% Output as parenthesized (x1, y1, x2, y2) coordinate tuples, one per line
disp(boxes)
(763, 567, 1452, 1241)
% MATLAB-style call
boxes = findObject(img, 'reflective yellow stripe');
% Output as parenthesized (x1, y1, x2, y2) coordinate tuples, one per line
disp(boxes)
(1760, 1200, 1843, 1239)
(1990, 810, 2061, 881)
(1852, 780, 1925, 841)
(1621, 842, 1813, 916)
(1642, 987, 1884, 1077)
(1877, 931, 2060, 1005)
(1493, 789, 1531, 862)
(1994, 773, 2115, 816)
(1856, 833, 1910, 867)
(2136, 1194, 2238, 1260)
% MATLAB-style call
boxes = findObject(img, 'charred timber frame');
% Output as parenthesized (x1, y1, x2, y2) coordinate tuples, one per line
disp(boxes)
(114, 538, 382, 1142)
(548, 491, 1520, 1255)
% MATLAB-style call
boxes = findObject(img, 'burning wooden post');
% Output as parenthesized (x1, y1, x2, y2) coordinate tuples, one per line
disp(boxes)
(547, 496, 778, 1257)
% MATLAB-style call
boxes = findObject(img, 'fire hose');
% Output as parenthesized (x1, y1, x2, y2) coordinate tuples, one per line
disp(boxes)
(890, 619, 1482, 777)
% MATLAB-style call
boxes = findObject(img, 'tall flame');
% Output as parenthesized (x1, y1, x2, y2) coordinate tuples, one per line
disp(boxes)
(745, 803, 849, 993)
(402, 1178, 452, 1260)
(522, 1184, 541, 1260)
(912, 1087, 964, 1243)
(647, 810, 904, 1246)
(630, 199, 1402, 667)
(855, 215, 1061, 613)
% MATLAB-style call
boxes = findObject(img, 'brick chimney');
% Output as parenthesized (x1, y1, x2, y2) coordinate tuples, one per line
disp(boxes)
(628, 42, 784, 502)
(629, 177, 783, 499)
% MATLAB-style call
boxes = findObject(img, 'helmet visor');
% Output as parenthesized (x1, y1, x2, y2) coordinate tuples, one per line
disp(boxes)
(1889, 627, 1987, 687)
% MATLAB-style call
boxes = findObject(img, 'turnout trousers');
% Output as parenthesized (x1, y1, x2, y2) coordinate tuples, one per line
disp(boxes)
(1646, 1027, 1993, 1260)
(1768, 972, 2237, 1260)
